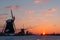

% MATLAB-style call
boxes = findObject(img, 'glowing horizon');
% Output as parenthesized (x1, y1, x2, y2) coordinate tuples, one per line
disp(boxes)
(0, 0, 60, 34)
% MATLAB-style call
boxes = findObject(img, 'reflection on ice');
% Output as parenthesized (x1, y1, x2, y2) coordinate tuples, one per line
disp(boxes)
(36, 39, 40, 40)
(0, 36, 60, 40)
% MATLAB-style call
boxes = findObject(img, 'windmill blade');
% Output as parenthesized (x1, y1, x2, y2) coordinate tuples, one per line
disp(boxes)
(0, 17, 7, 20)
(11, 10, 14, 18)
(0, 13, 8, 20)
(11, 10, 16, 33)
(19, 24, 37, 30)
(25, 26, 37, 30)
(11, 10, 15, 21)
(13, 23, 16, 33)
(20, 24, 25, 29)
(2, 23, 6, 33)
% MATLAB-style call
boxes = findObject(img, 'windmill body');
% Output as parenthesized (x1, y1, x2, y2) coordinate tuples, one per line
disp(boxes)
(4, 19, 15, 33)
(4, 10, 15, 35)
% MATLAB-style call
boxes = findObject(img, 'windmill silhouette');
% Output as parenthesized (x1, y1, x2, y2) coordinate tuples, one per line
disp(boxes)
(17, 24, 34, 36)
(4, 10, 16, 35)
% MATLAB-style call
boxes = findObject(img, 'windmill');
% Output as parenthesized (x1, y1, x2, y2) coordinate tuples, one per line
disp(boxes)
(3, 10, 16, 35)
(17, 24, 34, 35)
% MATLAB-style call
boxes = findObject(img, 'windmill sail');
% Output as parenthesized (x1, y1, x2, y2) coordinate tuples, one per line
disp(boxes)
(11, 10, 15, 20)
(11, 10, 13, 19)
(11, 10, 16, 33)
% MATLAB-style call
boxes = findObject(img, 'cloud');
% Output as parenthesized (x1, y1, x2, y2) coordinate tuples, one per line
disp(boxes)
(34, 0, 48, 4)
(36, 13, 53, 17)
(6, 5, 20, 10)
(43, 0, 48, 2)
(47, 8, 56, 12)
(41, 8, 56, 12)
(25, 10, 34, 14)
(34, 0, 40, 4)
(44, 14, 53, 16)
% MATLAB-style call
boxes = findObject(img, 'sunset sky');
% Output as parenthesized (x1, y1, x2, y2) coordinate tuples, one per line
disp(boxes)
(0, 0, 60, 34)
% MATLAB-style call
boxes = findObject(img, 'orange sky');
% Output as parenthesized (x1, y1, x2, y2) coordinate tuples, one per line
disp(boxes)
(0, 0, 60, 34)
(14, 19, 60, 34)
